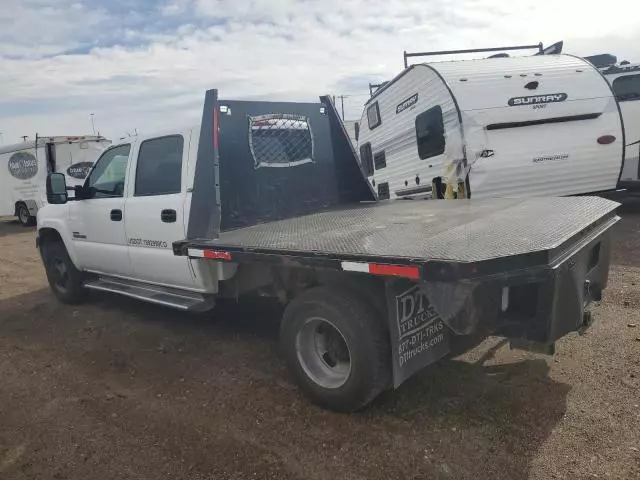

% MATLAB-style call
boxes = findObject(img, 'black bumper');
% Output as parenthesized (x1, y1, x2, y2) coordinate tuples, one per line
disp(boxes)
(385, 213, 619, 387)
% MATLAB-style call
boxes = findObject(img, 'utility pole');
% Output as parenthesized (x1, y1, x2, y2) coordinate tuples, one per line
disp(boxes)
(334, 95, 346, 120)
(0, 132, 3, 145)
(21, 135, 29, 142)
(90, 113, 96, 135)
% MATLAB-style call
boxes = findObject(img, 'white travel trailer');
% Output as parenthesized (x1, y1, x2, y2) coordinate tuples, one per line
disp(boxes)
(358, 45, 624, 200)
(0, 135, 110, 225)
(600, 62, 640, 190)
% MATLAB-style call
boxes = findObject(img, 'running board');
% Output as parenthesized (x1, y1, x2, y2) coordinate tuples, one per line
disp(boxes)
(84, 277, 215, 312)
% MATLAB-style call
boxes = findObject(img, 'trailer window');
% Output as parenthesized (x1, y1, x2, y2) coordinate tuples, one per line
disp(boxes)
(135, 135, 184, 196)
(367, 102, 381, 130)
(249, 114, 314, 168)
(85, 144, 131, 199)
(612, 74, 640, 101)
(359, 142, 374, 176)
(374, 150, 386, 170)
(415, 106, 445, 160)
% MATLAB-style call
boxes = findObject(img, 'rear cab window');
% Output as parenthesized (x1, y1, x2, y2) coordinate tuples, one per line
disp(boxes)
(612, 74, 640, 102)
(135, 135, 184, 196)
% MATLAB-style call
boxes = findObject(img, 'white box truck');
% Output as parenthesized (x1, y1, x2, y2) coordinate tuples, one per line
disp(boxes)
(0, 135, 110, 225)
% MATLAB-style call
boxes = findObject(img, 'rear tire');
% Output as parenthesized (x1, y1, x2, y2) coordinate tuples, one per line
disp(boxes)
(280, 286, 391, 412)
(17, 203, 35, 227)
(42, 241, 87, 304)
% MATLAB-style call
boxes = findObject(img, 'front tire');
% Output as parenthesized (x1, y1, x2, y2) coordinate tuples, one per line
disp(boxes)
(42, 241, 87, 304)
(280, 286, 391, 412)
(17, 203, 35, 227)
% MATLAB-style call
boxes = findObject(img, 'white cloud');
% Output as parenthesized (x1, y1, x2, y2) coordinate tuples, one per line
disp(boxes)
(1, 0, 640, 144)
(159, 0, 191, 16)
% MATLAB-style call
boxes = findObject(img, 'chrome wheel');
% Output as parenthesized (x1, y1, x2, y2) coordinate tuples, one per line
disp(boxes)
(18, 205, 30, 225)
(296, 317, 351, 389)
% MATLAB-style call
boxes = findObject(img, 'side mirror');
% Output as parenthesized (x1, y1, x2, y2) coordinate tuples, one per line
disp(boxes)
(46, 173, 68, 204)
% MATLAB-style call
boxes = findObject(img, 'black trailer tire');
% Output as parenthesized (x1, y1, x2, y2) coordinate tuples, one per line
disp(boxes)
(17, 203, 35, 227)
(42, 241, 87, 304)
(280, 286, 391, 412)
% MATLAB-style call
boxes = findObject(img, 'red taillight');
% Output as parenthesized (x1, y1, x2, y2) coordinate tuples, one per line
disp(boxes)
(597, 135, 616, 145)
(203, 249, 232, 261)
(340, 261, 421, 279)
(369, 263, 420, 279)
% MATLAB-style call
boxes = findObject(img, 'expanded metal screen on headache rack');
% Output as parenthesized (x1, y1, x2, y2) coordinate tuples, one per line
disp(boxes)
(248, 113, 315, 169)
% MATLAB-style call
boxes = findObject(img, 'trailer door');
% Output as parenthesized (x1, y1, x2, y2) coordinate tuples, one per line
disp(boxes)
(612, 74, 640, 186)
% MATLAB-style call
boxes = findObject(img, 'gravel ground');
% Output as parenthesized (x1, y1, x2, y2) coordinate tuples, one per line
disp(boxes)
(0, 204, 639, 480)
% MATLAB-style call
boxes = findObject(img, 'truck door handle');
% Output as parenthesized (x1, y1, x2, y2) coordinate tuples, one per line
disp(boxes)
(110, 209, 122, 221)
(161, 209, 177, 223)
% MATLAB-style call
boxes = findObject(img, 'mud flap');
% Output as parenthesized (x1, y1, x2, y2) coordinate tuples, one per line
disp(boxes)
(386, 279, 451, 388)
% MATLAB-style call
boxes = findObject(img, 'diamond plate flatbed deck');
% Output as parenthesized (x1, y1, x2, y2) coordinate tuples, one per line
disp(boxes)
(179, 196, 619, 273)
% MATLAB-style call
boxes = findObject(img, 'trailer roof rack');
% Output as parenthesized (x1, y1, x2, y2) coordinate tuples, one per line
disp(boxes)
(403, 43, 544, 68)
(368, 82, 389, 96)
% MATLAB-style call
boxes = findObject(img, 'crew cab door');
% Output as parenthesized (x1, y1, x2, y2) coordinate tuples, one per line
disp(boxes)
(124, 133, 196, 289)
(68, 144, 134, 276)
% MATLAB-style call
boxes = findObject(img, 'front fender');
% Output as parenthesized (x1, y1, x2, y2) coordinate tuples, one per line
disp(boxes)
(37, 216, 82, 270)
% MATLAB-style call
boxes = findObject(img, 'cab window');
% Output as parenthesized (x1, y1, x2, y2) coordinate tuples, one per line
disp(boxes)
(135, 135, 184, 196)
(85, 144, 131, 198)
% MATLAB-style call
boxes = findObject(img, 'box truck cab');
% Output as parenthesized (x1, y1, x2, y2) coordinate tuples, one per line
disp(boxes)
(358, 48, 624, 200)
(0, 136, 110, 225)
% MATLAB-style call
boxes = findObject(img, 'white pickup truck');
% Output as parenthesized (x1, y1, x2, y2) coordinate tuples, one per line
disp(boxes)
(37, 90, 620, 411)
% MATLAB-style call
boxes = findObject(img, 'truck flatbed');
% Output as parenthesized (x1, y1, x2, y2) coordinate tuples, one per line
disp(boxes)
(178, 196, 619, 280)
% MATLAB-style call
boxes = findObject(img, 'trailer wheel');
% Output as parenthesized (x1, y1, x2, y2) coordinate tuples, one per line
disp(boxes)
(281, 286, 391, 412)
(16, 203, 35, 227)
(42, 241, 86, 304)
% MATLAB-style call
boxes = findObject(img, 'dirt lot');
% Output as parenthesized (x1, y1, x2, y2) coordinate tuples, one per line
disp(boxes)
(0, 206, 639, 480)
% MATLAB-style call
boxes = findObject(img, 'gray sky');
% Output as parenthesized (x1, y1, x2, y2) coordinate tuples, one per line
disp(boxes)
(1, 0, 639, 144)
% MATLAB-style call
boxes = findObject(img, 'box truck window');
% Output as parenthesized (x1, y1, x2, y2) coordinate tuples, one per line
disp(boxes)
(135, 135, 184, 196)
(415, 106, 445, 160)
(612, 74, 640, 102)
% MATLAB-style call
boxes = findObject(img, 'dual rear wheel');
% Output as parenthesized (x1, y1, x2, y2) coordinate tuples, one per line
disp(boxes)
(280, 286, 391, 412)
